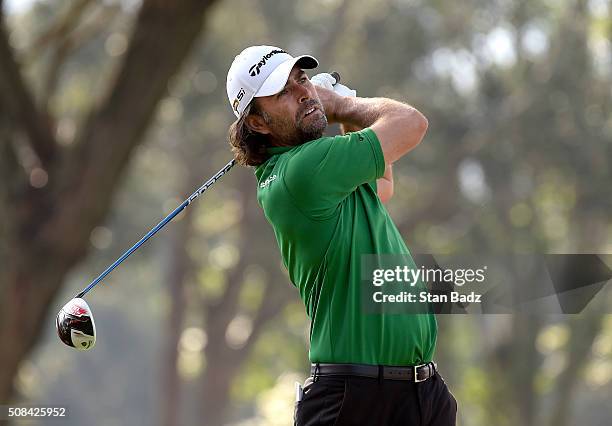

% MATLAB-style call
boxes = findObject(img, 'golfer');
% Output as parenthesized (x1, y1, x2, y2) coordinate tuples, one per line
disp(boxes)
(226, 45, 457, 425)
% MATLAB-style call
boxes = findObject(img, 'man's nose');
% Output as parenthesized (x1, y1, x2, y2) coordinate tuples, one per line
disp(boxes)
(295, 84, 310, 103)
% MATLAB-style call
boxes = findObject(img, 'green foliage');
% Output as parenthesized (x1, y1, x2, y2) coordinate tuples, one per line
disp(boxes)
(4, 0, 611, 424)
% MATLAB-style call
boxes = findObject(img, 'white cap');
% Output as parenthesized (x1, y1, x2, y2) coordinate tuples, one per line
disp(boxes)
(227, 45, 318, 118)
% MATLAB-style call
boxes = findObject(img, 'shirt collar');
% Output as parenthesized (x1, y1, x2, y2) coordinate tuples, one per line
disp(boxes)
(267, 146, 294, 155)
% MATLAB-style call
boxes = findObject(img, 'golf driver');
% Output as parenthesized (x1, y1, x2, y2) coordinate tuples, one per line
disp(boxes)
(56, 159, 235, 350)
(56, 72, 342, 350)
(56, 298, 96, 350)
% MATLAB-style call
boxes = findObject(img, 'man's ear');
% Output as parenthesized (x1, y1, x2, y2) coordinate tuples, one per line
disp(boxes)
(245, 114, 271, 135)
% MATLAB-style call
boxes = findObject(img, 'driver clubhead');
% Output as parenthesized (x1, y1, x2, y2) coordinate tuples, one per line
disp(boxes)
(56, 298, 96, 351)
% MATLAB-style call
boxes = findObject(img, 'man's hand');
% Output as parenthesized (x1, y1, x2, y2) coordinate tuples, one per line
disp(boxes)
(312, 73, 358, 123)
(314, 86, 344, 123)
(311, 73, 357, 97)
(311, 73, 336, 90)
(314, 86, 362, 132)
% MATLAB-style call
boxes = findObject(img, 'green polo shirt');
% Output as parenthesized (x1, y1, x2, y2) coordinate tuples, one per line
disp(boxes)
(254, 128, 437, 366)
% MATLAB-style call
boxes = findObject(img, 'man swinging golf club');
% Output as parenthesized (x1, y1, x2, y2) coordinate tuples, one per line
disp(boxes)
(226, 45, 457, 425)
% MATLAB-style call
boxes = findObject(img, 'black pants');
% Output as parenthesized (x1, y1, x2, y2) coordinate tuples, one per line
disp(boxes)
(295, 372, 457, 425)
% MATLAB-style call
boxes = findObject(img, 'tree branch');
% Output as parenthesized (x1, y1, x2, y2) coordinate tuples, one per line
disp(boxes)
(0, 17, 57, 166)
(41, 0, 220, 259)
(25, 0, 94, 63)
(314, 0, 350, 66)
(242, 271, 295, 352)
(40, 4, 121, 107)
(0, 100, 21, 182)
(395, 148, 464, 237)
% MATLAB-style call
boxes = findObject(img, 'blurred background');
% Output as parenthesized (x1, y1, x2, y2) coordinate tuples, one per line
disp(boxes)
(0, 0, 611, 425)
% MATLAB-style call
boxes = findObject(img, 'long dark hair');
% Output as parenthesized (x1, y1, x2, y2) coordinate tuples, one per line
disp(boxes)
(228, 102, 270, 167)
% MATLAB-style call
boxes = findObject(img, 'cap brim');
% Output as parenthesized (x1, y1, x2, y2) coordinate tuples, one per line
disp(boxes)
(255, 55, 318, 98)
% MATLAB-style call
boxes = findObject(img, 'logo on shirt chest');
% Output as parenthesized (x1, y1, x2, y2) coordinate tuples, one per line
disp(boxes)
(260, 174, 277, 188)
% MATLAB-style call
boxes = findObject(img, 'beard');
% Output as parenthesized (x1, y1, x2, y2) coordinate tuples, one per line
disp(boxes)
(265, 99, 327, 147)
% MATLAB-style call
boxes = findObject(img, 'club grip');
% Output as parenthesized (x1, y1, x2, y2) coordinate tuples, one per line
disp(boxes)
(330, 71, 341, 86)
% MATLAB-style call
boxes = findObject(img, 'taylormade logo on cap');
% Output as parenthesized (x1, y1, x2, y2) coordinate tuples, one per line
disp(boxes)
(249, 49, 287, 76)
(226, 45, 319, 118)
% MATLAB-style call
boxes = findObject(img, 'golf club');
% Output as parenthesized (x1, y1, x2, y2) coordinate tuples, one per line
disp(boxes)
(56, 158, 235, 350)
(56, 72, 341, 350)
(331, 71, 340, 84)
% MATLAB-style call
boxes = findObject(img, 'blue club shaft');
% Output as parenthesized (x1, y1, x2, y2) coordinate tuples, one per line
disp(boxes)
(76, 159, 236, 298)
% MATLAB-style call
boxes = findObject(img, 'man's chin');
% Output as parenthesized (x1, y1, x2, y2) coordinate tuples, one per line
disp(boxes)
(300, 116, 327, 142)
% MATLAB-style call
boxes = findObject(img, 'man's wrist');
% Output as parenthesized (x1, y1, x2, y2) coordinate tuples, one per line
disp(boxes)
(340, 123, 363, 134)
(333, 96, 357, 125)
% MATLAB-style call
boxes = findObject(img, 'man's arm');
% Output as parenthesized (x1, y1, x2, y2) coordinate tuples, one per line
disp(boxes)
(340, 122, 393, 203)
(318, 88, 428, 165)
(377, 163, 393, 204)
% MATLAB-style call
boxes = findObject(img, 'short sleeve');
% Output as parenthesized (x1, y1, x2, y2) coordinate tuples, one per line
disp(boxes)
(283, 128, 385, 219)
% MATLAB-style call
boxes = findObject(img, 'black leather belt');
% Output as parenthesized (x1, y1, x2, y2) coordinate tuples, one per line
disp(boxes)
(310, 361, 437, 383)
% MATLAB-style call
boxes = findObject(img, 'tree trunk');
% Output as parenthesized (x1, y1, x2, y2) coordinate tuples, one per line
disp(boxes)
(549, 310, 604, 426)
(199, 272, 293, 426)
(511, 314, 542, 426)
(159, 186, 194, 426)
(198, 170, 295, 425)
(0, 0, 220, 404)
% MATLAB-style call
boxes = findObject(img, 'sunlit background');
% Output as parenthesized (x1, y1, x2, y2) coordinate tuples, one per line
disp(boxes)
(1, 0, 611, 425)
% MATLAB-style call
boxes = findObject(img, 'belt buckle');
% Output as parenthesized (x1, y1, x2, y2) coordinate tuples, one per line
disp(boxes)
(414, 364, 426, 383)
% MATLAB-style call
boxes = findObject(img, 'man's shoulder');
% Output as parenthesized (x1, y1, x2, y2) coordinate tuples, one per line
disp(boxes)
(291, 135, 336, 153)
(254, 137, 331, 194)
(259, 137, 334, 171)
(256, 129, 374, 178)
(300, 128, 377, 150)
